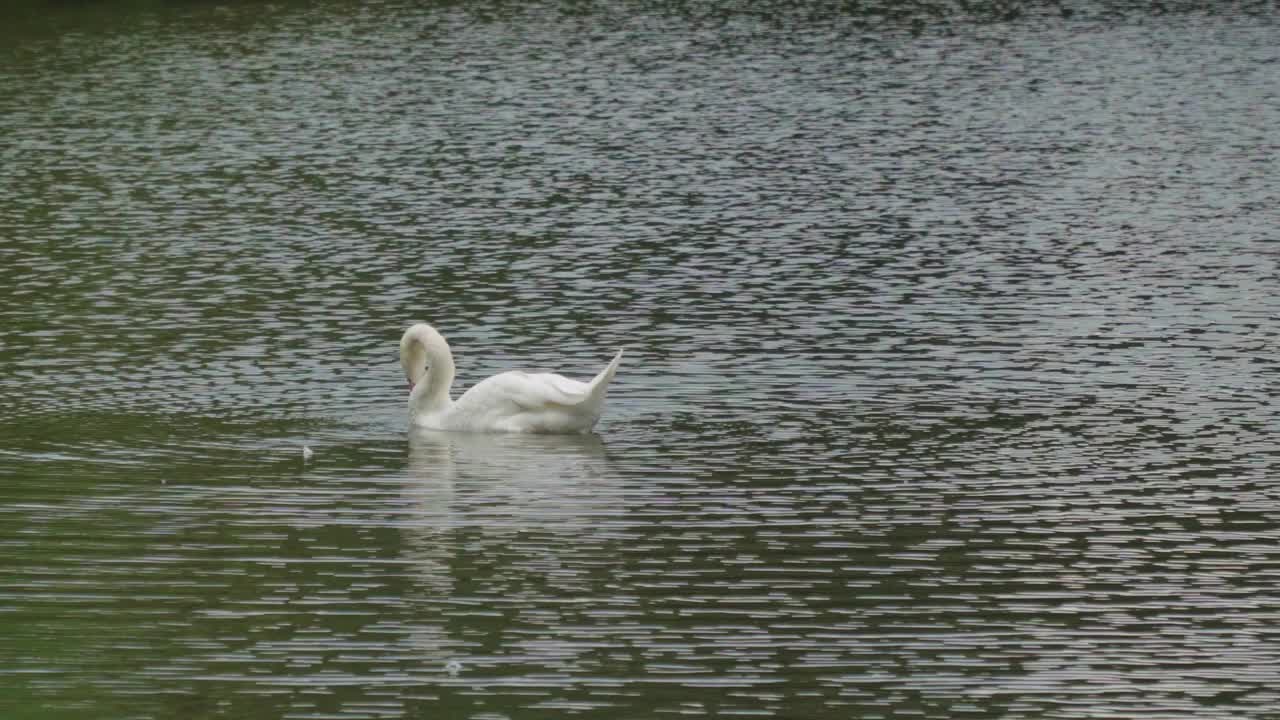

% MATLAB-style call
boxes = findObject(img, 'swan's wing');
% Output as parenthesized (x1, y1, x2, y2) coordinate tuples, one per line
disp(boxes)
(456, 371, 593, 412)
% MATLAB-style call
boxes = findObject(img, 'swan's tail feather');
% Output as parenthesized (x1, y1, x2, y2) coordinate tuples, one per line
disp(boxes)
(587, 348, 624, 404)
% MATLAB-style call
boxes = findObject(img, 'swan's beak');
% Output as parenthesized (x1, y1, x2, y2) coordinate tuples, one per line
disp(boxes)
(407, 380, 415, 393)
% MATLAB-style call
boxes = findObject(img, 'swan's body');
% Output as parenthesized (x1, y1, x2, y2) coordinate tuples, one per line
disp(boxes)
(399, 323, 623, 434)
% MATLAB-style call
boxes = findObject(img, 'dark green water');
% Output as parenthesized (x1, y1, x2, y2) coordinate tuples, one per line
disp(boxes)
(3, 1, 1279, 718)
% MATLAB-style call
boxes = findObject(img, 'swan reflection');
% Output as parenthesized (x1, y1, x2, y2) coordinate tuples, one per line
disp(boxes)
(403, 428, 620, 535)
(396, 430, 624, 672)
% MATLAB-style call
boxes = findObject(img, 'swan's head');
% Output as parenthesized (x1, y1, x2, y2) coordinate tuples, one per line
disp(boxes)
(400, 323, 448, 392)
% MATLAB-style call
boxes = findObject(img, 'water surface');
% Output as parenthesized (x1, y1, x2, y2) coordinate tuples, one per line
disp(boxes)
(3, 1, 1279, 718)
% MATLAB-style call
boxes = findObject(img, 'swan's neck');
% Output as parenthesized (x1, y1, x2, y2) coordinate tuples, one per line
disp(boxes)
(412, 359, 454, 415)
(403, 326, 456, 417)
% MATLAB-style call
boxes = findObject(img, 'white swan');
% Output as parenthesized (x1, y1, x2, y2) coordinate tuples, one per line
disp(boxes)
(399, 323, 623, 434)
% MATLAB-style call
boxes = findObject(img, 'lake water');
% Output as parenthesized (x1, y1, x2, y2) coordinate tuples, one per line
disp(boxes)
(3, 1, 1279, 718)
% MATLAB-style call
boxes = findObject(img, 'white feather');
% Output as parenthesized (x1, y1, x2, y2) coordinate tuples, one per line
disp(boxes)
(399, 323, 623, 434)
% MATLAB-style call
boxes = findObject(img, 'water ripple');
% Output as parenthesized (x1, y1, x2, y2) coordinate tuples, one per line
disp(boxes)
(3, 1, 1280, 719)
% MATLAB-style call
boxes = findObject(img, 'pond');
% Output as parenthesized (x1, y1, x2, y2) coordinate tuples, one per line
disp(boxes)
(2, 1, 1279, 718)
